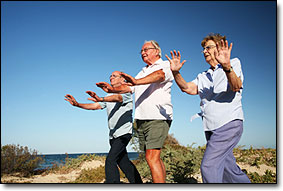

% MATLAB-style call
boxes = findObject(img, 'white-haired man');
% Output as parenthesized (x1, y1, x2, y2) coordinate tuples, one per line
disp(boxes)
(96, 40, 173, 183)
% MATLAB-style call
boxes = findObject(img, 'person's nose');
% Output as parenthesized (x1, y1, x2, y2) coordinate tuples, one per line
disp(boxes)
(202, 48, 208, 54)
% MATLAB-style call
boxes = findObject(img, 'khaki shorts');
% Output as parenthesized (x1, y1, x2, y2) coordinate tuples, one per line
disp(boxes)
(136, 120, 171, 151)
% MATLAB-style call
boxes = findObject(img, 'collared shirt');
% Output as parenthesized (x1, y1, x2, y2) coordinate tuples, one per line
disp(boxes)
(99, 93, 133, 139)
(192, 58, 244, 131)
(130, 58, 174, 120)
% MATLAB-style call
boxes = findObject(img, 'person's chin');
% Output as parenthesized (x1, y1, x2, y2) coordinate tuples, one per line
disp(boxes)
(205, 56, 211, 63)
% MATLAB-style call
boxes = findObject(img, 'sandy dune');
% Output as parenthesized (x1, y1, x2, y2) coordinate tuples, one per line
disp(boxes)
(2, 160, 104, 183)
(1, 160, 276, 183)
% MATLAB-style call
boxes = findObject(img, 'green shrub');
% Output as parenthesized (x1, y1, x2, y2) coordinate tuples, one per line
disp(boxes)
(71, 155, 126, 183)
(133, 134, 204, 183)
(248, 170, 276, 183)
(132, 134, 277, 183)
(234, 146, 276, 168)
(1, 144, 44, 177)
(49, 153, 105, 174)
(72, 165, 105, 183)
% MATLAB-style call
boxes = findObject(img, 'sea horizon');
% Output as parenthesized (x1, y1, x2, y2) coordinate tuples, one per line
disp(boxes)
(37, 152, 139, 170)
(39, 151, 139, 156)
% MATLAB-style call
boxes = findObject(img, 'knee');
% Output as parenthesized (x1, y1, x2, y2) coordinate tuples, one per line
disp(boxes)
(145, 151, 160, 166)
(200, 162, 208, 173)
(105, 155, 116, 166)
(200, 159, 215, 173)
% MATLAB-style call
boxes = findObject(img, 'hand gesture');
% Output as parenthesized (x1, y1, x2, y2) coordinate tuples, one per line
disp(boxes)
(96, 82, 113, 93)
(64, 94, 79, 106)
(86, 91, 103, 102)
(165, 50, 186, 72)
(214, 40, 233, 69)
(120, 72, 137, 86)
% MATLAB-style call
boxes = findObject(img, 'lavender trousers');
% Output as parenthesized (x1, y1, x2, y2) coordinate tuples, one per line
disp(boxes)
(200, 120, 251, 183)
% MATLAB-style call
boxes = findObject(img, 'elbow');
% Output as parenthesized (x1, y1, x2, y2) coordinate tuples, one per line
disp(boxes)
(231, 80, 243, 92)
(157, 70, 165, 82)
(231, 83, 243, 92)
(181, 88, 191, 95)
(232, 87, 241, 92)
(181, 88, 187, 93)
(117, 95, 123, 102)
(181, 87, 198, 95)
(231, 85, 242, 92)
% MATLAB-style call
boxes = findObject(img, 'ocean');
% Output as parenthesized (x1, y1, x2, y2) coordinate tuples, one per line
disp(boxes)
(37, 152, 139, 170)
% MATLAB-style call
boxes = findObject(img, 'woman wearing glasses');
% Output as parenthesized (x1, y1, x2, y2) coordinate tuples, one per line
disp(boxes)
(166, 33, 251, 183)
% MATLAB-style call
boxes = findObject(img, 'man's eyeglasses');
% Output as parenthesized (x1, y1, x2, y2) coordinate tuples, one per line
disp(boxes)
(140, 47, 157, 54)
(201, 45, 216, 53)
(110, 74, 121, 79)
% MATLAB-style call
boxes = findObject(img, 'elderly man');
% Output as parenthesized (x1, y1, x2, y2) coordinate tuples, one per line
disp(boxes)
(166, 33, 250, 183)
(65, 71, 142, 183)
(96, 40, 173, 183)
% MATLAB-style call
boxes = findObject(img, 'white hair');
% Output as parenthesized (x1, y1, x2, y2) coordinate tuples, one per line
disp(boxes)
(144, 40, 162, 57)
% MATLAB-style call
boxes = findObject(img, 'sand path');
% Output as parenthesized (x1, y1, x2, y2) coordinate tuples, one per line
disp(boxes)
(1, 160, 276, 183)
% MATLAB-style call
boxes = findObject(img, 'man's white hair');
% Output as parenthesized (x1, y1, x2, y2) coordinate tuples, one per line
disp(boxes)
(144, 40, 162, 57)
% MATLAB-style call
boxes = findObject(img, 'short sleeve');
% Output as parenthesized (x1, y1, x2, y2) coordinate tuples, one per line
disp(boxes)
(161, 61, 174, 83)
(98, 102, 107, 109)
(121, 93, 133, 104)
(191, 75, 199, 86)
(130, 86, 135, 94)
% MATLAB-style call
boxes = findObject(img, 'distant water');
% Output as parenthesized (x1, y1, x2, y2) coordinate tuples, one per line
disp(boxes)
(37, 152, 139, 170)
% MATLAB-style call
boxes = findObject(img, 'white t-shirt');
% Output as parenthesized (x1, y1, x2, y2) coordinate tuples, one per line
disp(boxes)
(130, 58, 174, 120)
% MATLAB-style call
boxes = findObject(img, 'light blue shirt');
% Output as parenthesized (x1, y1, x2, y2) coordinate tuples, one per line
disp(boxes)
(99, 93, 133, 139)
(192, 58, 244, 131)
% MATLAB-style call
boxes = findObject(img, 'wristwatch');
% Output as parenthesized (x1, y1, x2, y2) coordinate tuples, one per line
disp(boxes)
(223, 66, 233, 73)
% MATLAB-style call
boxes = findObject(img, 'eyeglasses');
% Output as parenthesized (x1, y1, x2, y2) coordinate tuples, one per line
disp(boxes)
(140, 47, 157, 54)
(201, 45, 216, 53)
(110, 74, 121, 79)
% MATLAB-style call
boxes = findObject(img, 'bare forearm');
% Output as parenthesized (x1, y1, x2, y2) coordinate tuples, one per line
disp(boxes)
(173, 71, 198, 95)
(76, 103, 102, 110)
(172, 71, 189, 91)
(103, 94, 123, 102)
(109, 85, 132, 94)
(225, 71, 242, 92)
(136, 70, 165, 85)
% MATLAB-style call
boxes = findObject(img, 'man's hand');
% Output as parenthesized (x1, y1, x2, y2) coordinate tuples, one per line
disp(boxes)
(165, 50, 187, 72)
(64, 94, 79, 106)
(214, 40, 233, 70)
(86, 91, 103, 102)
(120, 72, 137, 86)
(96, 82, 113, 93)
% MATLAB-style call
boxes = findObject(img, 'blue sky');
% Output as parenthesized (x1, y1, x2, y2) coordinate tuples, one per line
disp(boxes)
(1, 1, 276, 154)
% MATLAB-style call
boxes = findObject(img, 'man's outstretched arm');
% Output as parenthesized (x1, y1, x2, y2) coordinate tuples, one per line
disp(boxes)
(86, 91, 123, 102)
(65, 94, 102, 110)
(121, 69, 165, 86)
(96, 82, 132, 94)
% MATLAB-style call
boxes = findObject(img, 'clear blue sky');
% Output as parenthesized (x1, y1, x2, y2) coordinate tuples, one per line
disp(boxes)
(1, 1, 276, 154)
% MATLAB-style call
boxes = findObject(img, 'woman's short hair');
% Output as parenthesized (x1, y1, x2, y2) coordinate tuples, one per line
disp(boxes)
(201, 33, 226, 48)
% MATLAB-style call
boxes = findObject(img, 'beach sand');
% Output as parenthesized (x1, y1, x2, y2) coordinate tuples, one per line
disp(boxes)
(1, 160, 276, 183)
(1, 160, 104, 183)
